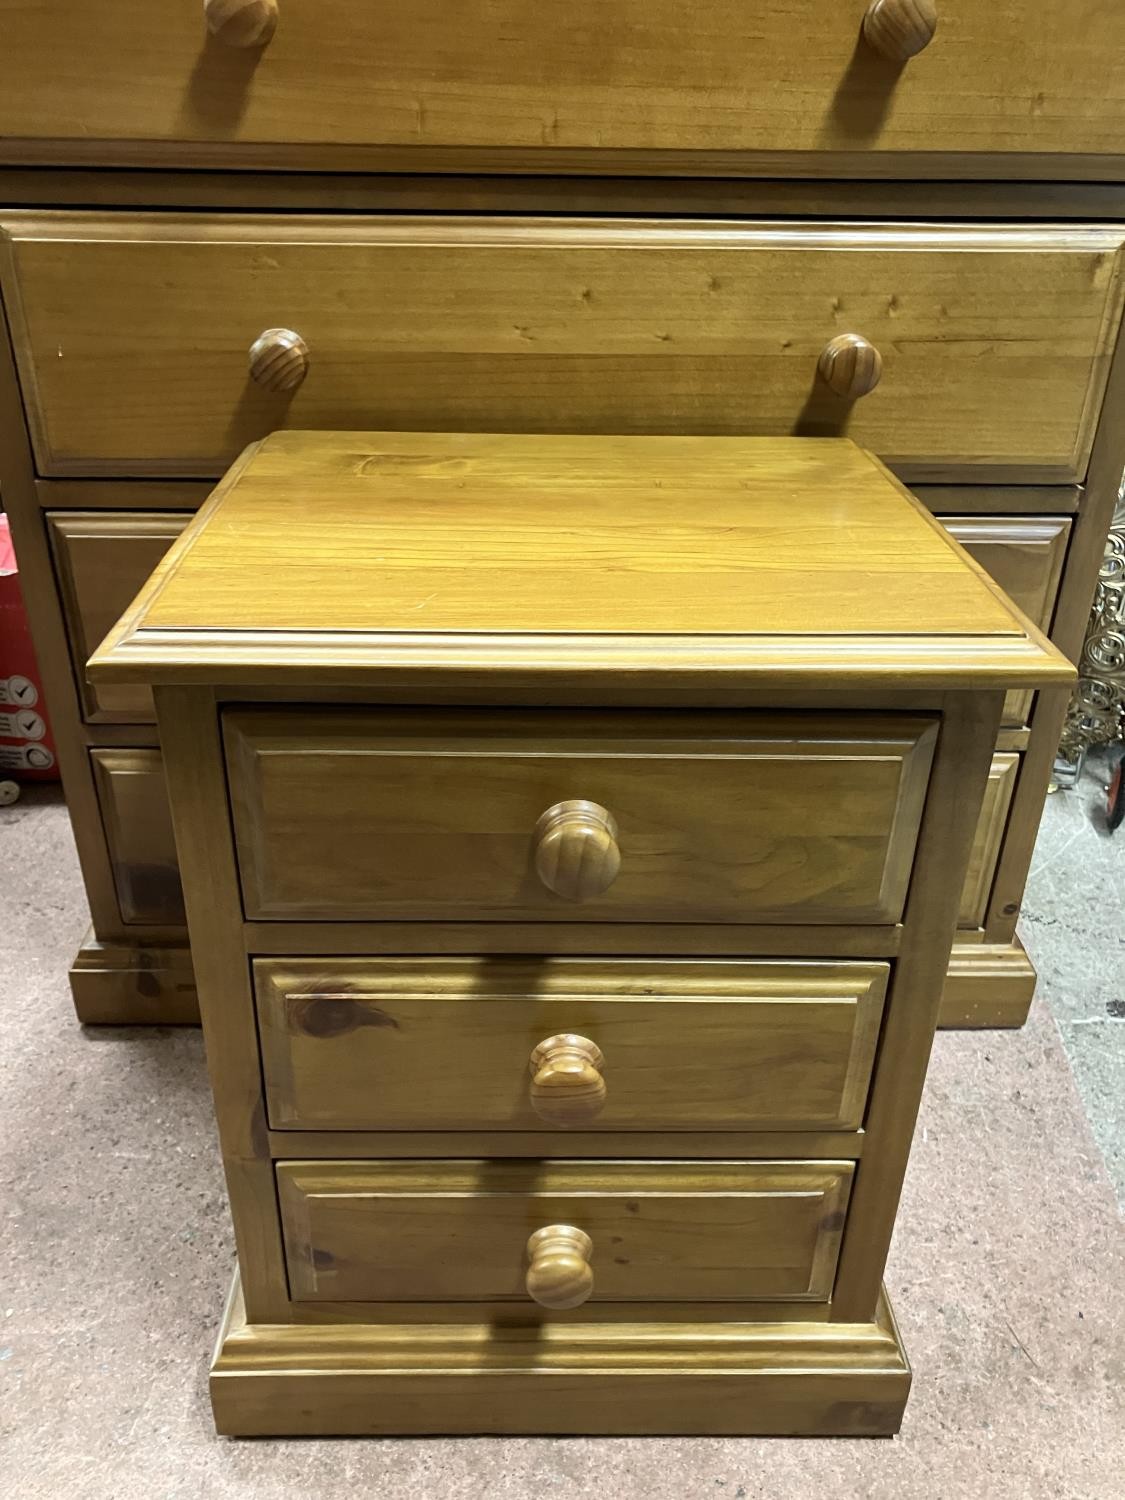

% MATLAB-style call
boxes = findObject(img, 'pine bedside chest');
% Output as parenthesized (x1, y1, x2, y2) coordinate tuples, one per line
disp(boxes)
(89, 430, 1071, 1437)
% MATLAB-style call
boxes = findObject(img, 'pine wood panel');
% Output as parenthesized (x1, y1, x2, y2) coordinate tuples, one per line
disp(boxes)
(245, 920, 901, 960)
(47, 511, 191, 722)
(139, 437, 1023, 637)
(69, 932, 196, 1025)
(830, 690, 1003, 1318)
(265, 1129, 866, 1162)
(276, 1160, 854, 1304)
(210, 1276, 911, 1436)
(0, 296, 154, 951)
(939, 514, 1070, 725)
(224, 709, 937, 925)
(1, 1, 1124, 175)
(37, 479, 213, 511)
(89, 747, 185, 926)
(957, 753, 1020, 929)
(88, 433, 1073, 696)
(154, 686, 293, 1320)
(941, 937, 1037, 1028)
(255, 958, 887, 1133)
(4, 217, 1124, 481)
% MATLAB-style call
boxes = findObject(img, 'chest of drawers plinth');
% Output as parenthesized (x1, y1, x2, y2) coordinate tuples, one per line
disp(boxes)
(89, 431, 1070, 1436)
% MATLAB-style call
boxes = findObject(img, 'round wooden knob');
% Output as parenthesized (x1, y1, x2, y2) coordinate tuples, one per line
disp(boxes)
(529, 1034, 607, 1127)
(863, 0, 937, 62)
(248, 328, 309, 393)
(526, 1225, 594, 1309)
(817, 334, 883, 400)
(204, 0, 278, 48)
(533, 800, 620, 902)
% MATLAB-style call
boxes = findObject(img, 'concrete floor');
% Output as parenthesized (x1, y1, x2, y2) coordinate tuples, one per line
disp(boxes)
(1, 775, 1123, 1499)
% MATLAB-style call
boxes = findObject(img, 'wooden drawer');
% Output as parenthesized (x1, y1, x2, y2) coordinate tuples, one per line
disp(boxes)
(958, 753, 1019, 930)
(4, 215, 1123, 482)
(90, 748, 185, 926)
(48, 512, 191, 722)
(256, 958, 887, 1133)
(277, 1160, 854, 1304)
(225, 710, 937, 925)
(938, 515, 1070, 725)
(0, 3, 1123, 173)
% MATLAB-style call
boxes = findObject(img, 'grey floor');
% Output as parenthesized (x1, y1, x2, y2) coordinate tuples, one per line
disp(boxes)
(1, 769, 1123, 1499)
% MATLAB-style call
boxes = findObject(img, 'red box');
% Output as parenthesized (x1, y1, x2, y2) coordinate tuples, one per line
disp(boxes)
(0, 514, 60, 781)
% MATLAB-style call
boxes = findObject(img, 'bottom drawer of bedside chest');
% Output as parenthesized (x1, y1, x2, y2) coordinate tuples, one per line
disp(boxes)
(277, 1160, 853, 1304)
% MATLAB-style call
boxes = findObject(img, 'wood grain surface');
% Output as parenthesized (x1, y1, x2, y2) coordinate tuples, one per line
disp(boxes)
(957, 752, 1020, 928)
(135, 436, 1028, 637)
(525, 1225, 596, 1309)
(47, 511, 190, 721)
(276, 1159, 854, 1303)
(88, 748, 185, 926)
(862, 0, 938, 62)
(210, 1276, 911, 1436)
(254, 957, 887, 1132)
(939, 514, 1070, 726)
(0, 1, 1123, 174)
(86, 433, 1072, 696)
(224, 709, 937, 924)
(3, 216, 1122, 481)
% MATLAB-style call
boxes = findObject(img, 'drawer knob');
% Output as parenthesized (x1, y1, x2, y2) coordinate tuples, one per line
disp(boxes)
(526, 1225, 595, 1309)
(533, 800, 620, 902)
(248, 328, 309, 393)
(817, 333, 884, 400)
(862, 0, 937, 61)
(204, 0, 279, 48)
(529, 1034, 607, 1127)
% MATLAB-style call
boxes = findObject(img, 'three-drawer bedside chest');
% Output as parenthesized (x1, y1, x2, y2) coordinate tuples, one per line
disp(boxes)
(89, 430, 1070, 1436)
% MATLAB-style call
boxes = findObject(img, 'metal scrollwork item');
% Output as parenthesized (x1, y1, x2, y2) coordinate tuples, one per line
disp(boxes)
(1058, 485, 1125, 766)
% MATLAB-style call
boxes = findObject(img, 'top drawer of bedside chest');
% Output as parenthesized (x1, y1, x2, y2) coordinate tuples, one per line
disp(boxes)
(4, 216, 1123, 483)
(0, 2, 1123, 173)
(224, 709, 936, 924)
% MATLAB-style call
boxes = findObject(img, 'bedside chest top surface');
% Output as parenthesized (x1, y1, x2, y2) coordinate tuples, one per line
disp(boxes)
(89, 430, 1072, 692)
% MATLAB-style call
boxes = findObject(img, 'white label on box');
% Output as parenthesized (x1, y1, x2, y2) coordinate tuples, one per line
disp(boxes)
(0, 709, 46, 740)
(0, 675, 38, 708)
(0, 743, 54, 770)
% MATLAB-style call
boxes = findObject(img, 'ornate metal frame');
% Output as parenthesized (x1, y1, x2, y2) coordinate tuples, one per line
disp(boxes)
(1058, 484, 1125, 767)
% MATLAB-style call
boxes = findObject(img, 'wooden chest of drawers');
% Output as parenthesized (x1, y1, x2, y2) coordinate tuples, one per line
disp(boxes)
(89, 430, 1069, 1435)
(2, 2, 1123, 1043)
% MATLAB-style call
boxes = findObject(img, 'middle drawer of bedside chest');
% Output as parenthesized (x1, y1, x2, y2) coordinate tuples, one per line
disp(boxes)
(256, 957, 887, 1132)
(225, 710, 936, 924)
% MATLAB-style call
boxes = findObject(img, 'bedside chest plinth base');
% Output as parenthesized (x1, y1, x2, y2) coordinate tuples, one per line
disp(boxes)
(209, 1273, 911, 1438)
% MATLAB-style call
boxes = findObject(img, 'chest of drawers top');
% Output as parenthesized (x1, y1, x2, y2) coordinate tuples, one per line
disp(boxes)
(1, 0, 1123, 176)
(89, 429, 1069, 697)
